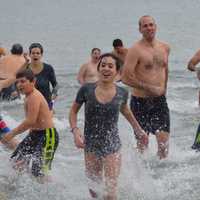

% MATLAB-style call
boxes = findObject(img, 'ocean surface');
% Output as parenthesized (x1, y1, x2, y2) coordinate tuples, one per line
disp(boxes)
(0, 0, 200, 199)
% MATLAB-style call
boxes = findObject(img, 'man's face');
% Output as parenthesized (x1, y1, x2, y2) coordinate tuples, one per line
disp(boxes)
(139, 16, 156, 40)
(114, 46, 123, 54)
(16, 77, 34, 95)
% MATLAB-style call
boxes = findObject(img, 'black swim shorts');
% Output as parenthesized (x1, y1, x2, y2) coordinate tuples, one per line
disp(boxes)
(130, 95, 170, 134)
(11, 128, 59, 177)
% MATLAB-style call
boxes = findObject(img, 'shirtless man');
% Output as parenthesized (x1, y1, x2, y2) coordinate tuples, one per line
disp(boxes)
(77, 48, 101, 85)
(112, 39, 128, 66)
(0, 43, 26, 100)
(121, 15, 170, 159)
(2, 69, 59, 180)
(187, 49, 200, 105)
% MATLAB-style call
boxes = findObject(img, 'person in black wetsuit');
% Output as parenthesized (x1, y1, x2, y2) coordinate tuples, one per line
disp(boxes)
(69, 53, 148, 200)
(25, 43, 58, 110)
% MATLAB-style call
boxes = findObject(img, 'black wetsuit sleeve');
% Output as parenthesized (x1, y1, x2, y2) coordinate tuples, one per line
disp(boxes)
(48, 65, 58, 96)
(75, 85, 87, 105)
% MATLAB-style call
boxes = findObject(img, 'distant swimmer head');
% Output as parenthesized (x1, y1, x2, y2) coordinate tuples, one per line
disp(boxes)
(29, 43, 43, 55)
(113, 39, 123, 48)
(113, 39, 124, 54)
(11, 43, 23, 55)
(91, 48, 101, 61)
(29, 43, 43, 62)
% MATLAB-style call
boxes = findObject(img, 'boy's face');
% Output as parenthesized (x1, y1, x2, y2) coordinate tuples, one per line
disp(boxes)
(16, 77, 35, 95)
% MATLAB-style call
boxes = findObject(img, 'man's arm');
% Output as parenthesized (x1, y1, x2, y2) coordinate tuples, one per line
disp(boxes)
(188, 50, 200, 71)
(2, 92, 40, 141)
(120, 104, 148, 148)
(121, 46, 165, 96)
(77, 64, 87, 85)
(164, 45, 170, 93)
(121, 47, 141, 88)
(0, 77, 16, 91)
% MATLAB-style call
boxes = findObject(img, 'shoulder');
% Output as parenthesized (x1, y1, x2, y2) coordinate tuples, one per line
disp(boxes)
(128, 41, 142, 55)
(81, 82, 96, 90)
(79, 62, 90, 73)
(81, 62, 90, 68)
(117, 85, 128, 96)
(26, 89, 42, 104)
(43, 62, 54, 69)
(43, 63, 55, 72)
(158, 40, 170, 52)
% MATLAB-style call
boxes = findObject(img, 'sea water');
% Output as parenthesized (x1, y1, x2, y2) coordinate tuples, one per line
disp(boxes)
(0, 0, 200, 199)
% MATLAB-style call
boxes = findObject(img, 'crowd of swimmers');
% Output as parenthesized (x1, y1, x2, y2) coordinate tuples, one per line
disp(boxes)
(0, 15, 200, 199)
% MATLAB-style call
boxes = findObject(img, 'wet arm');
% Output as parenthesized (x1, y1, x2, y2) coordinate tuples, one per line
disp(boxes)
(77, 64, 86, 85)
(9, 94, 40, 136)
(188, 50, 200, 71)
(69, 102, 85, 148)
(19, 53, 30, 71)
(0, 77, 16, 91)
(164, 46, 170, 93)
(120, 104, 144, 137)
(49, 65, 59, 98)
(121, 48, 141, 88)
(121, 49, 153, 91)
(69, 102, 82, 131)
(121, 49, 163, 95)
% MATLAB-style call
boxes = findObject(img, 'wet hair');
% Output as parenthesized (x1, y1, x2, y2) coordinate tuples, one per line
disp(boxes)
(112, 39, 123, 48)
(16, 68, 35, 82)
(29, 43, 44, 54)
(97, 53, 121, 72)
(11, 43, 23, 55)
(91, 48, 101, 54)
(138, 15, 155, 27)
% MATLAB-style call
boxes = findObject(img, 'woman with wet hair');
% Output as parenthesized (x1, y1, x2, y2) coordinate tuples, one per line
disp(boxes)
(69, 53, 148, 200)
(25, 43, 58, 111)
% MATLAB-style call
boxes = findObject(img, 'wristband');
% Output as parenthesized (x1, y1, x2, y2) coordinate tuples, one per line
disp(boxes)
(71, 127, 78, 133)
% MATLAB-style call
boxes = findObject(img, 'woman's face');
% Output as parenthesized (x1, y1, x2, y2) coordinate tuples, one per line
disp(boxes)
(98, 56, 118, 83)
(30, 47, 42, 63)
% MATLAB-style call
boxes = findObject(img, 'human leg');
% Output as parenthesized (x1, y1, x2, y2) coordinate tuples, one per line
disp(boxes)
(84, 152, 103, 198)
(31, 128, 59, 181)
(103, 152, 121, 200)
(150, 96, 170, 159)
(156, 131, 169, 159)
(130, 96, 150, 152)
